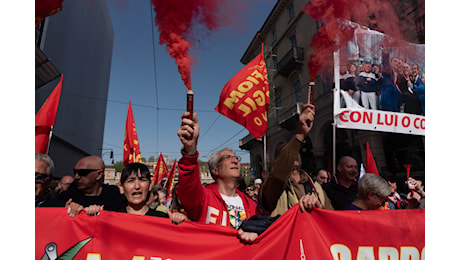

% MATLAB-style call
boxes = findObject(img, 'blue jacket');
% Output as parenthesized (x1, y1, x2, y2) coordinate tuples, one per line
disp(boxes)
(379, 52, 402, 112)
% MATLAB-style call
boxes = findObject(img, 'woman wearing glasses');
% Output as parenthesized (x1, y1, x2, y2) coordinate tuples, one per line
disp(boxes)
(344, 173, 391, 210)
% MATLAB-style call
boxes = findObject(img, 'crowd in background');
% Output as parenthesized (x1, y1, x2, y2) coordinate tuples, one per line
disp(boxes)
(339, 49, 425, 115)
(36, 103, 425, 243)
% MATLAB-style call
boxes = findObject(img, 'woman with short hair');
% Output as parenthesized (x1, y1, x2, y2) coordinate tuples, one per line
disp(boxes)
(345, 173, 391, 210)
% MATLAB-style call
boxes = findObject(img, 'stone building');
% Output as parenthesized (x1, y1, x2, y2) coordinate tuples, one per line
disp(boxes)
(239, 0, 425, 187)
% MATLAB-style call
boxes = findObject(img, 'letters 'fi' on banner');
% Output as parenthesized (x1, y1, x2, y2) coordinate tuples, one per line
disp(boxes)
(215, 43, 269, 139)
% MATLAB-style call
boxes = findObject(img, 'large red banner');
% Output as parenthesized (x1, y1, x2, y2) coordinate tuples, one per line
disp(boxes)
(36, 205, 424, 259)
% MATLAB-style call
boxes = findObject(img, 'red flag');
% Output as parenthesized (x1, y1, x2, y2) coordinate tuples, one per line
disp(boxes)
(365, 142, 379, 176)
(123, 101, 142, 166)
(35, 75, 64, 154)
(165, 159, 177, 200)
(153, 153, 168, 186)
(36, 0, 64, 28)
(215, 43, 269, 139)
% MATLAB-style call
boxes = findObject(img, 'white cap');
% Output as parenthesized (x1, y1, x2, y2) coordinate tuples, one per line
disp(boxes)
(254, 178, 262, 185)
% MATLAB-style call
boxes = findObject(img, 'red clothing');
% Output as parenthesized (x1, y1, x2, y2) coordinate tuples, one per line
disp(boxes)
(177, 151, 260, 228)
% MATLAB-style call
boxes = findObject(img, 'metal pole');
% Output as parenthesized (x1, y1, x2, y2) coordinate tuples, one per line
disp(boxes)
(332, 122, 336, 177)
(332, 50, 340, 177)
(263, 134, 267, 171)
(46, 126, 53, 155)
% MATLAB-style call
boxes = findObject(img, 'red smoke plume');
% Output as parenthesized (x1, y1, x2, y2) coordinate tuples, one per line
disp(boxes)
(151, 0, 223, 90)
(303, 0, 404, 80)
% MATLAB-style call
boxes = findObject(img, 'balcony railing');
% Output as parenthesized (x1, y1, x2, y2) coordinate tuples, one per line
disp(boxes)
(278, 102, 303, 130)
(239, 133, 263, 151)
(277, 47, 304, 77)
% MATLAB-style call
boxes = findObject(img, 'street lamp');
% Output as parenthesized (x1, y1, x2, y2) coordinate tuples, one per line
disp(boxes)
(100, 148, 114, 164)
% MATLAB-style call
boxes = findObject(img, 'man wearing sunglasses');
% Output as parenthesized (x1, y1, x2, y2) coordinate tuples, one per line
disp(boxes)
(177, 111, 260, 242)
(35, 153, 55, 207)
(54, 155, 123, 216)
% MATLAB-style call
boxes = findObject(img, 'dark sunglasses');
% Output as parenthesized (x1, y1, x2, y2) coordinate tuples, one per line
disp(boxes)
(246, 187, 255, 192)
(73, 168, 100, 176)
(35, 172, 50, 183)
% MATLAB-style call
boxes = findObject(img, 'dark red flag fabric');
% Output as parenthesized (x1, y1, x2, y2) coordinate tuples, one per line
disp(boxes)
(365, 142, 380, 175)
(123, 101, 142, 166)
(153, 153, 168, 186)
(36, 0, 64, 27)
(35, 75, 64, 154)
(215, 44, 269, 139)
(165, 158, 177, 200)
(36, 206, 424, 259)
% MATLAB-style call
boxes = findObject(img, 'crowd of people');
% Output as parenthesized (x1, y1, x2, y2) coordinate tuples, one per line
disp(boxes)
(36, 104, 425, 243)
(339, 49, 425, 115)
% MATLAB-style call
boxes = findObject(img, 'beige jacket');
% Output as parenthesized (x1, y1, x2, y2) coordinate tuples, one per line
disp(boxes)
(259, 136, 333, 216)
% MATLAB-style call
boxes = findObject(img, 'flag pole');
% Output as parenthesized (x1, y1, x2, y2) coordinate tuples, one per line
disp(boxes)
(332, 50, 341, 177)
(263, 134, 267, 171)
(46, 126, 54, 155)
(132, 147, 135, 163)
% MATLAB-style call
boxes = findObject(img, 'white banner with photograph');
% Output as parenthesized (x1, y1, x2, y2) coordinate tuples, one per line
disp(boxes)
(333, 23, 425, 136)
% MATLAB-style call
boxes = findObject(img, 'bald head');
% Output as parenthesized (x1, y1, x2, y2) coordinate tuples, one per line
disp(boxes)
(337, 156, 358, 184)
(74, 156, 105, 195)
(75, 156, 105, 170)
(338, 156, 356, 167)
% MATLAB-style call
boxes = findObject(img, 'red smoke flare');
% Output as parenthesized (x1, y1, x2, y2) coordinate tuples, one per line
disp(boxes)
(303, 0, 405, 80)
(151, 0, 223, 90)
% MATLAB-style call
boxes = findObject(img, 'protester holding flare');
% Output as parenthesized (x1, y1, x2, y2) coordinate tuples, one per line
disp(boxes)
(259, 103, 333, 215)
(177, 111, 261, 242)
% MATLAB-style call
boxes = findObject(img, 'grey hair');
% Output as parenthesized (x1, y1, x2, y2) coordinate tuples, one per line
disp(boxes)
(35, 152, 55, 176)
(208, 147, 234, 170)
(357, 173, 391, 199)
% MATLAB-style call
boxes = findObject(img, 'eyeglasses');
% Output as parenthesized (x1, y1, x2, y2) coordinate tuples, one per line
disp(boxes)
(246, 187, 255, 192)
(35, 172, 50, 183)
(73, 168, 100, 176)
(375, 193, 388, 202)
(218, 154, 241, 163)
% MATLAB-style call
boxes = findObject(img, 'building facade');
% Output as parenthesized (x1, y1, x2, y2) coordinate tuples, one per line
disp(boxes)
(35, 0, 114, 178)
(104, 160, 251, 187)
(239, 0, 425, 187)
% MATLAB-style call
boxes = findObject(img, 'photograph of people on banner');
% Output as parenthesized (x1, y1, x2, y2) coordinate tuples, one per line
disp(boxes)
(334, 23, 425, 136)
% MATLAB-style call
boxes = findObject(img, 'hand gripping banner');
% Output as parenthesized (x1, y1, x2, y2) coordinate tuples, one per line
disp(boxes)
(36, 205, 424, 260)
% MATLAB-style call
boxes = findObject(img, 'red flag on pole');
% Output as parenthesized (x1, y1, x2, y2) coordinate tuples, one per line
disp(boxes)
(152, 153, 168, 186)
(36, 0, 64, 28)
(123, 101, 142, 166)
(165, 158, 177, 201)
(35, 75, 64, 154)
(215, 43, 269, 139)
(365, 142, 379, 176)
